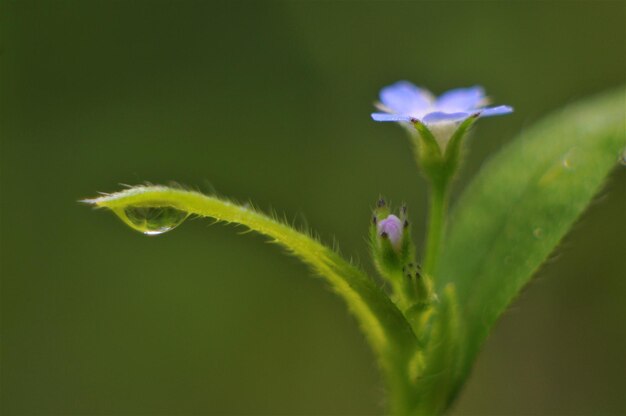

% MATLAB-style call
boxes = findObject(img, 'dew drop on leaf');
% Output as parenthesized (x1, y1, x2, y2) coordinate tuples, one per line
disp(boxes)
(117, 206, 189, 235)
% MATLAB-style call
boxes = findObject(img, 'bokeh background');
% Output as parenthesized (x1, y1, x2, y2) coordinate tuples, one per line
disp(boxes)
(2, 1, 625, 414)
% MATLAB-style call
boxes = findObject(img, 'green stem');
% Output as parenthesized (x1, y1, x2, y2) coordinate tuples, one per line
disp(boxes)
(423, 182, 449, 277)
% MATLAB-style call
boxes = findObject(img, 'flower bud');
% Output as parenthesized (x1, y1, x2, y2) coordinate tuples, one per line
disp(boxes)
(370, 200, 414, 278)
(369, 200, 436, 313)
(377, 214, 403, 250)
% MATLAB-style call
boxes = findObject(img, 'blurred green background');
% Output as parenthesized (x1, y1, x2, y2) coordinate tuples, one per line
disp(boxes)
(2, 1, 625, 414)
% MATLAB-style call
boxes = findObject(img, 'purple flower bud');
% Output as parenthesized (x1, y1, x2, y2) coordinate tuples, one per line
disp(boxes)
(377, 214, 403, 249)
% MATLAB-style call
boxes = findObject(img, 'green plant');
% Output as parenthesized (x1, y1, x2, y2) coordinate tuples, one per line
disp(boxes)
(84, 85, 625, 415)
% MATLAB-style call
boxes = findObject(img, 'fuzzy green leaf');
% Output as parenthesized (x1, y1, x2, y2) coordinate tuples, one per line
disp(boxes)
(83, 186, 420, 414)
(437, 87, 626, 383)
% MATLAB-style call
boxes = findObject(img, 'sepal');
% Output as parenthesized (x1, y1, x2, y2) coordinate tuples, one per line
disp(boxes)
(410, 115, 479, 188)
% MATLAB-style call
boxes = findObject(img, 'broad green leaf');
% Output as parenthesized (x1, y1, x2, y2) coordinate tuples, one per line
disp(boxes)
(437, 87, 626, 381)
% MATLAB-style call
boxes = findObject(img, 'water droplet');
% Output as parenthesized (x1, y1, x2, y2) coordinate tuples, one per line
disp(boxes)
(561, 147, 578, 170)
(533, 228, 544, 239)
(115, 205, 189, 235)
(562, 158, 571, 169)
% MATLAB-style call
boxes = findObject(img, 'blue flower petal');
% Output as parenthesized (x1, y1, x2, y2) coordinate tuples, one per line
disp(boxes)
(371, 112, 414, 122)
(380, 81, 432, 115)
(435, 86, 485, 112)
(479, 105, 514, 117)
(422, 111, 471, 123)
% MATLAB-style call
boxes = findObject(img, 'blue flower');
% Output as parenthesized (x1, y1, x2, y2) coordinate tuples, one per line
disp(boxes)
(371, 81, 513, 124)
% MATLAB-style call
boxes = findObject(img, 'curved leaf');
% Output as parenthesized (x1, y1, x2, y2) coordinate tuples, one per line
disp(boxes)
(84, 186, 420, 414)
